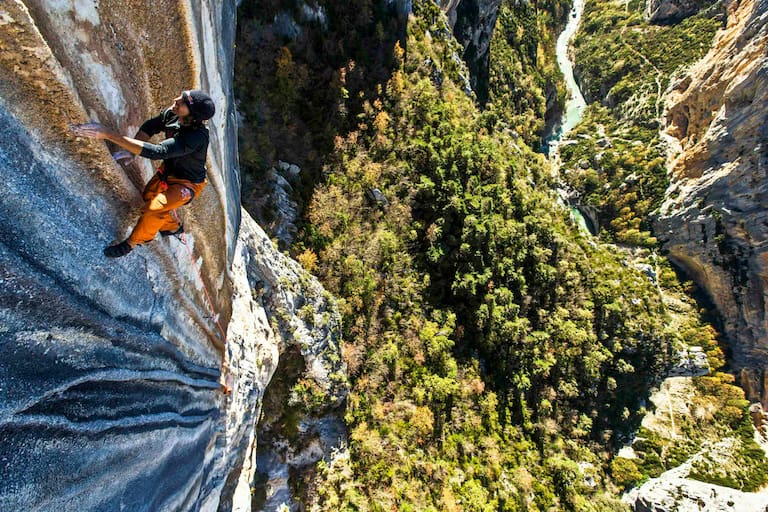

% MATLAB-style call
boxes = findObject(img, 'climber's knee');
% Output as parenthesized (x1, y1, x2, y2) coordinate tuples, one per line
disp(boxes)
(149, 193, 168, 211)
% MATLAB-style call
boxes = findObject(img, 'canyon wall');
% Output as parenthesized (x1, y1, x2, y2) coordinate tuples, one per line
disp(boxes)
(655, 0, 768, 404)
(0, 1, 344, 510)
(440, 0, 503, 103)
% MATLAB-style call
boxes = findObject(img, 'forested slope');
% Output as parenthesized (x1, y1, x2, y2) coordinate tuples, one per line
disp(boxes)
(234, 0, 766, 509)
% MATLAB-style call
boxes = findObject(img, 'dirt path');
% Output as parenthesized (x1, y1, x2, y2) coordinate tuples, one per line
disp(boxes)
(619, 26, 665, 120)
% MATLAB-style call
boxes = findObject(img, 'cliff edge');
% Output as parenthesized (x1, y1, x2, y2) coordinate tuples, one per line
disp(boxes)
(655, 0, 768, 405)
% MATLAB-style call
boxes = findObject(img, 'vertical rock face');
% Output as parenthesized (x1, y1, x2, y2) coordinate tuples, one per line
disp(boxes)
(224, 212, 347, 512)
(233, 212, 348, 511)
(655, 0, 768, 404)
(0, 1, 345, 510)
(440, 0, 503, 103)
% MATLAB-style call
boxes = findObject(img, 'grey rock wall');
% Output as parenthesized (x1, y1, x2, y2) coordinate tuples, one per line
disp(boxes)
(440, 0, 503, 104)
(0, 1, 247, 509)
(646, 0, 713, 23)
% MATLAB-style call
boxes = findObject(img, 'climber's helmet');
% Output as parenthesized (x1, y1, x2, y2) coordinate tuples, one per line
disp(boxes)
(182, 90, 216, 122)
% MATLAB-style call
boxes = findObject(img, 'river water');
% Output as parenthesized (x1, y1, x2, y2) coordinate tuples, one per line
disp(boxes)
(552, 0, 587, 148)
(547, 0, 593, 234)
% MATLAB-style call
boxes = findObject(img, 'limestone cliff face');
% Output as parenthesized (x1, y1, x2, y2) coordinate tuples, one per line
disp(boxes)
(440, 0, 503, 103)
(655, 0, 768, 404)
(0, 1, 345, 510)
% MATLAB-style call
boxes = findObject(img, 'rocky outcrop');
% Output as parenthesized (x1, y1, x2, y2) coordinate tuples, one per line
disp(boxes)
(646, 0, 713, 23)
(654, 0, 768, 405)
(248, 161, 302, 249)
(622, 378, 768, 511)
(668, 346, 711, 376)
(750, 403, 768, 440)
(0, 1, 344, 510)
(625, 468, 768, 511)
(227, 212, 348, 511)
(440, 0, 503, 104)
(236, 212, 347, 410)
(441, 0, 465, 27)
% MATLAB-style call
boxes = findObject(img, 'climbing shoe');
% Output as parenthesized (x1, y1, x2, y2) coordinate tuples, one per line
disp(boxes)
(160, 225, 184, 237)
(103, 240, 133, 258)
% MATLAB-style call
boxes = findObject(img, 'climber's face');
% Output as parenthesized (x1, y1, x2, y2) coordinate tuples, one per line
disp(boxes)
(171, 94, 191, 118)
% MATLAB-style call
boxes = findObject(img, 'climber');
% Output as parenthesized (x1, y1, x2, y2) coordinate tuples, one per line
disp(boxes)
(72, 90, 216, 258)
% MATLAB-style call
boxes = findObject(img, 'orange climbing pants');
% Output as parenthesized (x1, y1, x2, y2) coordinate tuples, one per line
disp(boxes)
(127, 172, 207, 246)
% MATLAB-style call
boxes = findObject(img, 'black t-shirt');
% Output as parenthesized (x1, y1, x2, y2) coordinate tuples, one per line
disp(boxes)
(138, 109, 209, 183)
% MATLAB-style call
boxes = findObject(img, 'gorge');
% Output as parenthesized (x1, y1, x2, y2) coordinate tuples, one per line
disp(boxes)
(547, 0, 597, 234)
(0, 0, 767, 510)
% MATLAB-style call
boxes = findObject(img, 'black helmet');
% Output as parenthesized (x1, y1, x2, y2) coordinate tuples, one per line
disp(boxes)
(182, 90, 216, 121)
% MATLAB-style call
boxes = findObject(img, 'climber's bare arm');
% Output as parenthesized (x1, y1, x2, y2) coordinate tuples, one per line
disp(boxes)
(72, 123, 146, 155)
(72, 122, 195, 161)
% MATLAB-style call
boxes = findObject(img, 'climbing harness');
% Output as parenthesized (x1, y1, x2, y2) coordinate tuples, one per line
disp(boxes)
(170, 208, 233, 394)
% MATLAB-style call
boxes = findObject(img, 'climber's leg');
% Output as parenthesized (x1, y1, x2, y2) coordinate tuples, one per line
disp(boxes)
(142, 173, 164, 201)
(104, 178, 205, 257)
(127, 182, 194, 246)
